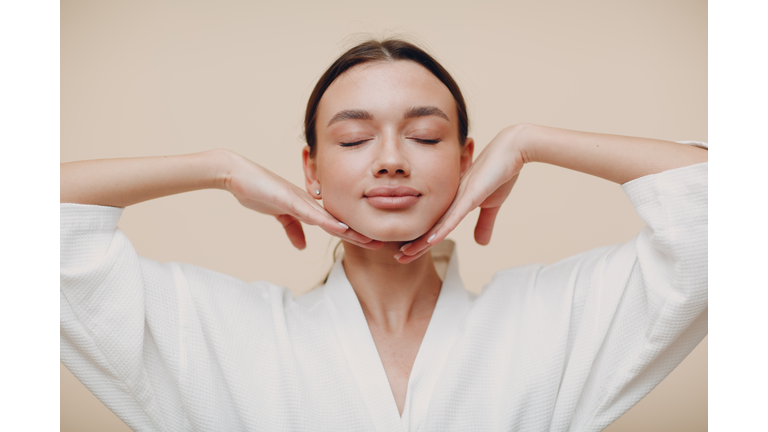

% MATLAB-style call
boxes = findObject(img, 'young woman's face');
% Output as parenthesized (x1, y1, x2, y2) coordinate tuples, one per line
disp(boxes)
(305, 60, 473, 242)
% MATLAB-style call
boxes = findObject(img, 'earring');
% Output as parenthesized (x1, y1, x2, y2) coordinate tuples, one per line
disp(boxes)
(315, 189, 321, 195)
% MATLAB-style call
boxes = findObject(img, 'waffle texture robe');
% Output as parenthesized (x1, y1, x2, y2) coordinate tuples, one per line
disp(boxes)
(60, 156, 707, 432)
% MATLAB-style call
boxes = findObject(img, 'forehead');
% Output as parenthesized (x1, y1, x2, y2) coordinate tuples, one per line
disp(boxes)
(317, 60, 456, 123)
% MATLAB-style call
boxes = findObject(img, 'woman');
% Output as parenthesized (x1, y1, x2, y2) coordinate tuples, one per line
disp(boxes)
(61, 39, 708, 431)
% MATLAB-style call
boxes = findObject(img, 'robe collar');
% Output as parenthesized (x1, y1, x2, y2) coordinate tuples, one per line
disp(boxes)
(323, 240, 474, 432)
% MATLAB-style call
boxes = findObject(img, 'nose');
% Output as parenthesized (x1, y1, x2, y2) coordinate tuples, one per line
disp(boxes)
(372, 135, 410, 178)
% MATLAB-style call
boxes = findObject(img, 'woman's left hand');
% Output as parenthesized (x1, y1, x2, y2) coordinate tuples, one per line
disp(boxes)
(396, 125, 527, 264)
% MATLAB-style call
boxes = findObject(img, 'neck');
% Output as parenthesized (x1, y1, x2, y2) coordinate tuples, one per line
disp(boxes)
(341, 241, 442, 332)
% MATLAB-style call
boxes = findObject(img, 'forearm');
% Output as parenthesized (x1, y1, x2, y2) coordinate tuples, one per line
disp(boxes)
(60, 149, 237, 207)
(515, 124, 708, 184)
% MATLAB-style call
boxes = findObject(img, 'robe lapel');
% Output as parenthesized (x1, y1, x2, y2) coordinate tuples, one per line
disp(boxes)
(400, 241, 474, 432)
(324, 259, 404, 432)
(323, 242, 474, 432)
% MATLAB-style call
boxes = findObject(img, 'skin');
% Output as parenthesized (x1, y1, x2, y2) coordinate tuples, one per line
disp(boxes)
(305, 61, 473, 242)
(304, 61, 474, 414)
(60, 59, 708, 417)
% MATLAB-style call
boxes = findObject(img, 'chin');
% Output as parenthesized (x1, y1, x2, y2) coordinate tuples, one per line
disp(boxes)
(353, 221, 430, 243)
(325, 202, 444, 243)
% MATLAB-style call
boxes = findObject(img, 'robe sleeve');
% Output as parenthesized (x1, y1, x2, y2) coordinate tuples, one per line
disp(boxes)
(60, 203, 169, 431)
(544, 150, 708, 430)
(59, 203, 285, 432)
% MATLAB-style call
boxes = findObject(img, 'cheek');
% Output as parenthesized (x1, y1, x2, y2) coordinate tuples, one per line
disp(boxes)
(424, 157, 463, 211)
(313, 146, 464, 241)
(316, 157, 363, 213)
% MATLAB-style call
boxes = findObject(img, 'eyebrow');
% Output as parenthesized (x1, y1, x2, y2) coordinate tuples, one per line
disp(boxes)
(326, 105, 450, 126)
(327, 109, 373, 126)
(403, 106, 450, 122)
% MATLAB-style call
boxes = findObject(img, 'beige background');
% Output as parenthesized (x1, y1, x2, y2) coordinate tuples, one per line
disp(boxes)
(61, 0, 707, 430)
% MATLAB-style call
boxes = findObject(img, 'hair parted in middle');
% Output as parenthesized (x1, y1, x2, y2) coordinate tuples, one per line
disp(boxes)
(304, 38, 469, 158)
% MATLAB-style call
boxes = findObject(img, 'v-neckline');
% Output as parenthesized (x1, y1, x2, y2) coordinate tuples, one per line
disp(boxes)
(323, 241, 473, 432)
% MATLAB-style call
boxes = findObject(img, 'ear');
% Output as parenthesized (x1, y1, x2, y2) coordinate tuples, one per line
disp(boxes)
(302, 146, 322, 199)
(460, 137, 474, 176)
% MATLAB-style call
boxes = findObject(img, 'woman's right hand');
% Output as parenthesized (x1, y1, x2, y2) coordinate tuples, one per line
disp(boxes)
(60, 149, 382, 251)
(224, 153, 383, 250)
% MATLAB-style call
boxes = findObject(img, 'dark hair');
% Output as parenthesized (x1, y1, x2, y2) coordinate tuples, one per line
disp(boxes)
(304, 38, 469, 158)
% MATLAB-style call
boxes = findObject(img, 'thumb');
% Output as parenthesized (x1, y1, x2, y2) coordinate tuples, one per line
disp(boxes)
(474, 206, 501, 245)
(276, 214, 307, 250)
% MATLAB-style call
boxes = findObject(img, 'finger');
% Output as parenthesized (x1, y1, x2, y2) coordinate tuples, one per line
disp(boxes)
(284, 193, 379, 247)
(277, 189, 347, 232)
(280, 209, 379, 250)
(276, 214, 307, 250)
(334, 226, 375, 244)
(283, 196, 375, 246)
(315, 221, 381, 247)
(474, 206, 501, 245)
(326, 230, 384, 250)
(429, 194, 479, 245)
(293, 199, 351, 236)
(296, 196, 380, 245)
(342, 238, 386, 251)
(398, 191, 463, 256)
(398, 227, 438, 258)
(395, 245, 433, 264)
(356, 240, 386, 250)
(402, 190, 478, 256)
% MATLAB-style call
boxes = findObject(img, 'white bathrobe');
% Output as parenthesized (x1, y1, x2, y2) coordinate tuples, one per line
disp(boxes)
(60, 158, 707, 432)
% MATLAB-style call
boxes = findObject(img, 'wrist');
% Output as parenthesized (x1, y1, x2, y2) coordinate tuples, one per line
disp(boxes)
(501, 123, 539, 164)
(200, 148, 242, 192)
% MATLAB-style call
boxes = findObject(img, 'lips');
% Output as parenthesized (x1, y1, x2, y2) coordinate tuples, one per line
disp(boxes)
(364, 186, 422, 209)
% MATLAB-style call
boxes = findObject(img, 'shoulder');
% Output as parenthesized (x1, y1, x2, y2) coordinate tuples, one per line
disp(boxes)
(294, 285, 326, 309)
(483, 245, 614, 296)
(175, 261, 292, 310)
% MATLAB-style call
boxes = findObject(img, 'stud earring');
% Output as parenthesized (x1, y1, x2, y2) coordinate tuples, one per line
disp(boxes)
(315, 190, 321, 195)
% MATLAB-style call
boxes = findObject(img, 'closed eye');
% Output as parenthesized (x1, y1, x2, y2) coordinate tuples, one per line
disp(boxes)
(412, 138, 441, 144)
(341, 138, 441, 146)
(340, 139, 371, 147)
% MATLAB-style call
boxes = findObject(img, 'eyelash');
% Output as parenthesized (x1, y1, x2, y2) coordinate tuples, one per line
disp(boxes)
(414, 138, 441, 144)
(340, 139, 370, 147)
(339, 138, 441, 147)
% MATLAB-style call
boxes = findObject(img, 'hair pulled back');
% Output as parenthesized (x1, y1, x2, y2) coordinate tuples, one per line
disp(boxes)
(304, 39, 469, 158)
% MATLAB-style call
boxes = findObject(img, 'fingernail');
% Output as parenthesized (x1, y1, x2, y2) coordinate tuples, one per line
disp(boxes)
(338, 222, 349, 229)
(394, 252, 404, 260)
(427, 234, 436, 244)
(399, 243, 412, 252)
